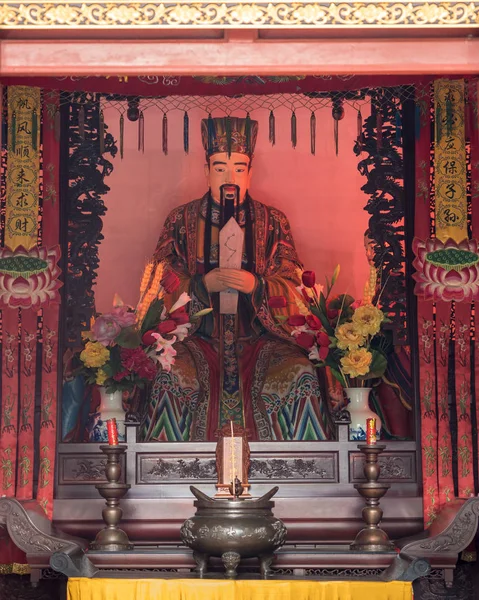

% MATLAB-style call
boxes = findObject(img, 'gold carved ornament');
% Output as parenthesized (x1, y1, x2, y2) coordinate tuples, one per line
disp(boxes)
(0, 2, 478, 28)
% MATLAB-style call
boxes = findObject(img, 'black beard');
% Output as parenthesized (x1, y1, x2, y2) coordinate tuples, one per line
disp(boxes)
(220, 184, 240, 226)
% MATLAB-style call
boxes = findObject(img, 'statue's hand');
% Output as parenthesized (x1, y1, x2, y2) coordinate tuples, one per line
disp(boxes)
(204, 268, 229, 293)
(218, 269, 256, 294)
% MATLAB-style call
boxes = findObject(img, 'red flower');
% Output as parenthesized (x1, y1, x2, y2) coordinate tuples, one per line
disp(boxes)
(327, 308, 338, 320)
(169, 309, 190, 325)
(306, 315, 321, 330)
(161, 270, 180, 294)
(288, 314, 306, 327)
(113, 369, 129, 382)
(268, 296, 287, 309)
(318, 346, 329, 361)
(120, 347, 157, 381)
(317, 331, 330, 347)
(142, 330, 158, 346)
(158, 319, 177, 334)
(296, 332, 315, 349)
(302, 270, 316, 288)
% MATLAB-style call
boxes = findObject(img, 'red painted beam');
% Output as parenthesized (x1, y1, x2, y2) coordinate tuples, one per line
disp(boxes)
(0, 37, 478, 76)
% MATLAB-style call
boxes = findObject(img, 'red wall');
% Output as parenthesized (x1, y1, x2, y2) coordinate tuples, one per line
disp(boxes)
(96, 104, 371, 312)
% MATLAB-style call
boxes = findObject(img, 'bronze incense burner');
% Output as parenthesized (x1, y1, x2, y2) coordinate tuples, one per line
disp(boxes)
(180, 486, 287, 579)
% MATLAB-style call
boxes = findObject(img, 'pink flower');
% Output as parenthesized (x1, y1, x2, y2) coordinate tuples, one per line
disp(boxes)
(105, 305, 137, 328)
(92, 316, 122, 346)
(413, 237, 479, 302)
(0, 245, 62, 309)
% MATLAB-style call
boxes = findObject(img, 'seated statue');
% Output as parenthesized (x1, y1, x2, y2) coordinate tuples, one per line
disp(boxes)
(141, 117, 333, 442)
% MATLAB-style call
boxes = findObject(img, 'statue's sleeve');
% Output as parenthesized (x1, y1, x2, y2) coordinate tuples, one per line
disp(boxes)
(252, 207, 304, 339)
(153, 205, 210, 315)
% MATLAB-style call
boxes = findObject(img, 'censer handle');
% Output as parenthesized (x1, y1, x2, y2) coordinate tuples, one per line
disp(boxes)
(257, 486, 279, 503)
(189, 485, 214, 503)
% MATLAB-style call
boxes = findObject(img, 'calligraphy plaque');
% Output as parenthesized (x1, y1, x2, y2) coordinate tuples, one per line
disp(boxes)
(219, 217, 244, 314)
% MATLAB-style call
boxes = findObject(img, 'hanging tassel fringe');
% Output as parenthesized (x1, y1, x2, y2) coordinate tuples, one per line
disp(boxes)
(207, 113, 215, 155)
(99, 109, 105, 155)
(138, 111, 145, 153)
(245, 113, 252, 154)
(54, 109, 61, 143)
(11, 110, 16, 152)
(415, 102, 421, 140)
(357, 110, 363, 151)
(334, 119, 339, 156)
(31, 108, 38, 151)
(119, 113, 124, 159)
(162, 112, 167, 155)
(225, 115, 232, 158)
(291, 111, 297, 149)
(395, 109, 402, 145)
(310, 112, 316, 156)
(183, 111, 189, 155)
(78, 105, 85, 140)
(269, 110, 276, 146)
(376, 107, 383, 150)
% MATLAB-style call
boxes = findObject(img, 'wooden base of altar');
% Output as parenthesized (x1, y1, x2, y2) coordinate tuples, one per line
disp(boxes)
(66, 577, 413, 600)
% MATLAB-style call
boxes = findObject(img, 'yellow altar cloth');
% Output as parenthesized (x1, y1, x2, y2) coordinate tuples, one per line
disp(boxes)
(67, 578, 412, 600)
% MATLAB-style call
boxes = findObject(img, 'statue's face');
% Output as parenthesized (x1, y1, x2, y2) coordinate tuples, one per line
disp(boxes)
(206, 152, 252, 204)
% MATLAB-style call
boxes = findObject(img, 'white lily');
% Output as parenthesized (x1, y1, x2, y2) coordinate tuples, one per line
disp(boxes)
(170, 292, 191, 314)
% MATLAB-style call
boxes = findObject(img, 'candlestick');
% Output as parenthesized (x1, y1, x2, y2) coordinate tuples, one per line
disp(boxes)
(350, 443, 393, 551)
(90, 444, 132, 551)
(107, 418, 118, 446)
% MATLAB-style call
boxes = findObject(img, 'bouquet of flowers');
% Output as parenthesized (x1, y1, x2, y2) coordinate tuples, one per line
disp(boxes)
(77, 294, 157, 393)
(270, 265, 389, 388)
(77, 263, 211, 392)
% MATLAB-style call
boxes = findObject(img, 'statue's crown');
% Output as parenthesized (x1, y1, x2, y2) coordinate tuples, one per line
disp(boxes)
(201, 116, 258, 158)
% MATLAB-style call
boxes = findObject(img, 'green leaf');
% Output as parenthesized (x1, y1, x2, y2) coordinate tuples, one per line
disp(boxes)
(275, 315, 288, 322)
(329, 367, 346, 387)
(140, 298, 165, 335)
(116, 326, 142, 349)
(360, 349, 388, 380)
(316, 310, 334, 336)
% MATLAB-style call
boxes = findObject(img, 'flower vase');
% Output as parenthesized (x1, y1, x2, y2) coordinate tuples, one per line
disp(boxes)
(345, 387, 381, 442)
(90, 387, 126, 443)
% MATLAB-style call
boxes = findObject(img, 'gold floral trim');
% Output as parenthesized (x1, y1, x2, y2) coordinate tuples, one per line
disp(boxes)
(0, 562, 31, 575)
(0, 2, 478, 28)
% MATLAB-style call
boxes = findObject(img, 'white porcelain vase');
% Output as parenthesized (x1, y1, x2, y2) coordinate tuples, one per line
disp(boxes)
(345, 387, 381, 442)
(91, 386, 126, 443)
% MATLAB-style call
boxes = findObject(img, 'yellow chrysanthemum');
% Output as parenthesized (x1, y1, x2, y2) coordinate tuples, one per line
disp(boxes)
(340, 348, 373, 378)
(80, 341, 110, 369)
(95, 368, 108, 386)
(336, 322, 366, 350)
(352, 305, 384, 337)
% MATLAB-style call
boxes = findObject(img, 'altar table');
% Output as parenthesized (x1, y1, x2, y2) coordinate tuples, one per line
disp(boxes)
(67, 578, 413, 600)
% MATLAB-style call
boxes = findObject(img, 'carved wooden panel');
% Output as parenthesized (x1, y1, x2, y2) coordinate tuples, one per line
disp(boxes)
(350, 452, 416, 483)
(249, 453, 338, 483)
(58, 453, 125, 485)
(137, 454, 217, 484)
